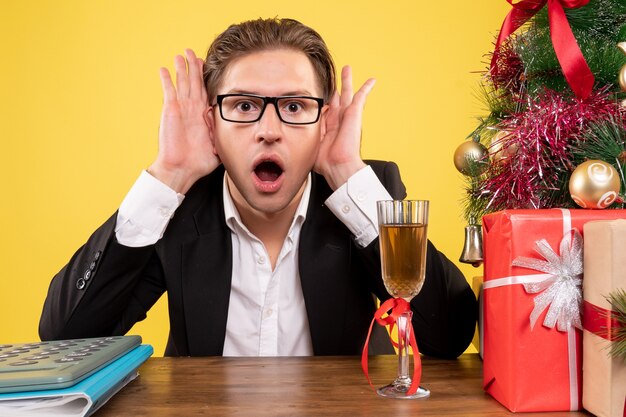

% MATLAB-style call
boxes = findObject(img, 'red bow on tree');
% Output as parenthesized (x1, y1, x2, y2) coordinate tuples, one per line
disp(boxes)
(491, 0, 595, 99)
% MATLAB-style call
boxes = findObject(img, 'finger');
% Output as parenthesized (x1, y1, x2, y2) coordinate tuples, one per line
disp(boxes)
(341, 78, 375, 131)
(186, 49, 202, 101)
(197, 57, 208, 103)
(174, 54, 189, 99)
(159, 67, 176, 103)
(351, 78, 376, 108)
(324, 90, 341, 132)
(339, 65, 353, 108)
(329, 89, 340, 111)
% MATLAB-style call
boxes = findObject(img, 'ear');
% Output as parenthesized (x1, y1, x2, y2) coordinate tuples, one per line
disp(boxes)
(204, 107, 219, 155)
(319, 104, 329, 142)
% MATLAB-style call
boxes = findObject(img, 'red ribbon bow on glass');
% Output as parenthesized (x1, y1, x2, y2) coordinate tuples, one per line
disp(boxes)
(361, 298, 422, 395)
(491, 0, 595, 99)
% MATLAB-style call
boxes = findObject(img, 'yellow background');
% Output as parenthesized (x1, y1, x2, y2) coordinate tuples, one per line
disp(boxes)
(1, 1, 509, 355)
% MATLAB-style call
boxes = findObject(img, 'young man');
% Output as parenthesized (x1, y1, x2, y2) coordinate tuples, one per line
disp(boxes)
(40, 18, 476, 358)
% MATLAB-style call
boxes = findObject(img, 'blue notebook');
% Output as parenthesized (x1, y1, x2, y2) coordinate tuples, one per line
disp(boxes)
(0, 344, 153, 417)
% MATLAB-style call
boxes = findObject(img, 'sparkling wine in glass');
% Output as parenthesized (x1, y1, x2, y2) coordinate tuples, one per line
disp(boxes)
(377, 200, 429, 399)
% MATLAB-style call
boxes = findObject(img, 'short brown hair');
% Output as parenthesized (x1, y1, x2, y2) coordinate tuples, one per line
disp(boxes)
(203, 18, 336, 102)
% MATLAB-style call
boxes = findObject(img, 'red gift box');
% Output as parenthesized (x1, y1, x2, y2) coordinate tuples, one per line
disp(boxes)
(482, 209, 626, 412)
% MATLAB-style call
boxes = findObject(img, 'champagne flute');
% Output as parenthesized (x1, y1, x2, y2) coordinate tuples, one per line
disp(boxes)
(376, 200, 430, 399)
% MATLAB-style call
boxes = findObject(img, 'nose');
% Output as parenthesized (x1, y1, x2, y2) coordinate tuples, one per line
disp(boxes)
(255, 103, 282, 143)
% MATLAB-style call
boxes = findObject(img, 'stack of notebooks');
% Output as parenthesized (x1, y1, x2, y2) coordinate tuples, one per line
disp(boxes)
(0, 335, 153, 417)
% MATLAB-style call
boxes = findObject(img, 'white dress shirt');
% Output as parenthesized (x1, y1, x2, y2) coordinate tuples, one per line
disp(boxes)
(114, 166, 392, 356)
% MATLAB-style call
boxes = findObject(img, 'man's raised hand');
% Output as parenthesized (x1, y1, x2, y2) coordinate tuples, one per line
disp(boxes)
(148, 49, 220, 194)
(314, 65, 375, 190)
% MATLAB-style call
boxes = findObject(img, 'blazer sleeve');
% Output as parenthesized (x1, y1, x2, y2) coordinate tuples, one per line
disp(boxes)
(39, 212, 166, 341)
(362, 160, 477, 359)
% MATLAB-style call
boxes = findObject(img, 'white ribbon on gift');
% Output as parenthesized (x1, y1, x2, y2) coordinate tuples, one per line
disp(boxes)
(512, 229, 583, 332)
(482, 208, 581, 411)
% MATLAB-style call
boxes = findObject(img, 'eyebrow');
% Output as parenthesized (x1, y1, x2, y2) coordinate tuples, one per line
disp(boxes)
(222, 89, 317, 97)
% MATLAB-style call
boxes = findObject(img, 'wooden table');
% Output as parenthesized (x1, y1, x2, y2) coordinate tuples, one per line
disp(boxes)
(98, 354, 590, 416)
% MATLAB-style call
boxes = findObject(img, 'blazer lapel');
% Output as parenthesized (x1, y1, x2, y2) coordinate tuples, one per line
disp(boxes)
(180, 172, 233, 355)
(299, 174, 353, 354)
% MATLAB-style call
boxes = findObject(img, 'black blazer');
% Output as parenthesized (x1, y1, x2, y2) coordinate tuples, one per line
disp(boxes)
(40, 161, 476, 358)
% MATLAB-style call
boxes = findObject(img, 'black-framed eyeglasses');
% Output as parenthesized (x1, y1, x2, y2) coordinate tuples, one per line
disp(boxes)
(214, 94, 324, 125)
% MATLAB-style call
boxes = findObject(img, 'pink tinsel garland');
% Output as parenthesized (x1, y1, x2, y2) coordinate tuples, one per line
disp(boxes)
(480, 88, 623, 211)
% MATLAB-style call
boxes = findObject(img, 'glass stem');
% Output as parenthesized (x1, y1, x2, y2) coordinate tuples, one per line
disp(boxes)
(397, 310, 413, 383)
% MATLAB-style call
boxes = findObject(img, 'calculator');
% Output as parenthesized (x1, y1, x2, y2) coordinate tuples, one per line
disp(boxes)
(0, 335, 142, 393)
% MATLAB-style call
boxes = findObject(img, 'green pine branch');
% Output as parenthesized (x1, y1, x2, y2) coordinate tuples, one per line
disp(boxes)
(606, 288, 626, 361)
(570, 114, 626, 203)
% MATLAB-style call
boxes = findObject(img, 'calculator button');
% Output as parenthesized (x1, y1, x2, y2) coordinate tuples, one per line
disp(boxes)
(55, 357, 83, 363)
(56, 343, 77, 347)
(25, 355, 49, 360)
(39, 350, 62, 355)
(47, 347, 68, 351)
(67, 352, 92, 357)
(0, 353, 19, 358)
(69, 339, 86, 343)
(0, 345, 13, 349)
(8, 349, 31, 354)
(9, 361, 37, 366)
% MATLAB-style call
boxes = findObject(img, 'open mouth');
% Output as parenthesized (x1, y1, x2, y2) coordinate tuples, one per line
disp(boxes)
(254, 160, 284, 182)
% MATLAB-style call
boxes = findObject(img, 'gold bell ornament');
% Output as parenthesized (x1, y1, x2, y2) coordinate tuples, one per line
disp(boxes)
(459, 218, 483, 267)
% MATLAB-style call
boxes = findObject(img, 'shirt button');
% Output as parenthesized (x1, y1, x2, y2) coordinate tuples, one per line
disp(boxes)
(264, 308, 273, 318)
(342, 205, 350, 214)
(257, 256, 266, 264)
(76, 279, 86, 290)
(357, 191, 366, 202)
(158, 207, 169, 217)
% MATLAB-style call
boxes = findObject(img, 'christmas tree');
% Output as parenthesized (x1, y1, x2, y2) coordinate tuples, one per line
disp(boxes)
(456, 0, 626, 230)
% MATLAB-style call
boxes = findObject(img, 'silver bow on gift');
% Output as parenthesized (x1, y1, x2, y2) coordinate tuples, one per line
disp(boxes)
(512, 230, 583, 332)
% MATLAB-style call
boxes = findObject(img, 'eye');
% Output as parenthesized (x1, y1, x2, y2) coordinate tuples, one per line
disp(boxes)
(282, 101, 304, 113)
(234, 100, 259, 113)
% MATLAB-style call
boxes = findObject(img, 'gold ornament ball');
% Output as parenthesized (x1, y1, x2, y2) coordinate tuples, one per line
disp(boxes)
(490, 130, 518, 162)
(453, 141, 488, 176)
(620, 65, 626, 92)
(618, 42, 626, 92)
(569, 160, 621, 209)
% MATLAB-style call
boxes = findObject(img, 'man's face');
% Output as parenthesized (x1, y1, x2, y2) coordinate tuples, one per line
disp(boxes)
(209, 49, 326, 216)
